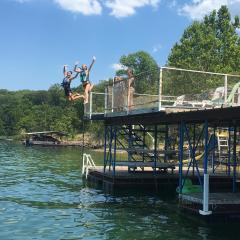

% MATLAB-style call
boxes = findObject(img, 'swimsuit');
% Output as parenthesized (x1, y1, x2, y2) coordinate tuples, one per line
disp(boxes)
(62, 77, 72, 97)
(80, 70, 90, 87)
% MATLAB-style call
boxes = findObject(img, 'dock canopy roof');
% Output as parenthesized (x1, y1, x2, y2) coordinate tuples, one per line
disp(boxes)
(25, 131, 67, 136)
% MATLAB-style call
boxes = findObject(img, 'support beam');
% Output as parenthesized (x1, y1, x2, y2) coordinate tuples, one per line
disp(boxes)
(233, 124, 237, 193)
(103, 126, 108, 173)
(154, 125, 158, 174)
(164, 124, 169, 163)
(228, 126, 231, 176)
(199, 120, 212, 215)
(158, 67, 163, 111)
(108, 126, 113, 172)
(178, 122, 184, 194)
(113, 127, 117, 177)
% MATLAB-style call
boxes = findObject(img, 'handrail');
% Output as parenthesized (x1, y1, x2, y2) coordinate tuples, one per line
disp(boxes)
(82, 153, 96, 179)
(162, 66, 240, 78)
(84, 67, 240, 118)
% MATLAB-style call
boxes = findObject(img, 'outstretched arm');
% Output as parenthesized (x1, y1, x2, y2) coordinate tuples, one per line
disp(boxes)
(63, 65, 67, 76)
(88, 56, 96, 73)
(70, 72, 79, 81)
(74, 61, 83, 73)
(74, 61, 79, 72)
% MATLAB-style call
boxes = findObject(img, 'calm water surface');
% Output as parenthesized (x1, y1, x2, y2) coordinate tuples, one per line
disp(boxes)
(0, 142, 238, 240)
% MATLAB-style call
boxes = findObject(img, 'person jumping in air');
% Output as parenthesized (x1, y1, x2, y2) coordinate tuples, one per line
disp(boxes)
(62, 65, 84, 101)
(74, 56, 96, 104)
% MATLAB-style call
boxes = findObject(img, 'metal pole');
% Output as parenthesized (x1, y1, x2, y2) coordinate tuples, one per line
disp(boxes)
(108, 126, 113, 172)
(212, 126, 216, 174)
(193, 124, 196, 177)
(104, 87, 107, 115)
(228, 127, 231, 176)
(204, 121, 209, 175)
(199, 120, 212, 215)
(164, 124, 169, 163)
(154, 125, 158, 174)
(224, 75, 228, 104)
(143, 125, 146, 162)
(178, 122, 184, 194)
(89, 92, 93, 119)
(127, 79, 129, 114)
(233, 124, 237, 193)
(113, 127, 117, 177)
(103, 126, 107, 173)
(128, 125, 132, 172)
(112, 81, 114, 112)
(158, 67, 163, 111)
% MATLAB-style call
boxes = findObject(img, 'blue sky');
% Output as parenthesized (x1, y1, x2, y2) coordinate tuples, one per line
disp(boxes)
(1, 0, 240, 91)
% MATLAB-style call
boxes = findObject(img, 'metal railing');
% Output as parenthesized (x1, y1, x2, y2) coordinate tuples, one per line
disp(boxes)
(84, 67, 240, 118)
(82, 153, 96, 179)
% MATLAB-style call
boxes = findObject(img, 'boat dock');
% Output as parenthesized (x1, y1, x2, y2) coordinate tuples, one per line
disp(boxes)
(82, 67, 240, 218)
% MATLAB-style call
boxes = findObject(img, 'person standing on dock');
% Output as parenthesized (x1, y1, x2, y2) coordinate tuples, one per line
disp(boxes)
(127, 68, 135, 110)
(74, 57, 96, 104)
(62, 65, 84, 101)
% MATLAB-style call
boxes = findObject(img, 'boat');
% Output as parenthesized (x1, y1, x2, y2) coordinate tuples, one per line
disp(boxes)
(23, 131, 67, 146)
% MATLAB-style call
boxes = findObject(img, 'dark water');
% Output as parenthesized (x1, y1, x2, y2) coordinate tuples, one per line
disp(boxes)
(0, 142, 238, 240)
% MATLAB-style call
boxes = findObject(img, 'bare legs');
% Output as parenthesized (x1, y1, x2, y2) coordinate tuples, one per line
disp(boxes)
(68, 93, 85, 101)
(83, 83, 94, 104)
(128, 87, 135, 110)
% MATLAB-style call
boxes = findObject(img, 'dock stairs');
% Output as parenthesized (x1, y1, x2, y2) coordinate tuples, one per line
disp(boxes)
(118, 125, 170, 164)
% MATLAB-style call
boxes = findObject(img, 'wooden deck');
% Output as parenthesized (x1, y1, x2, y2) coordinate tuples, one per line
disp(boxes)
(86, 166, 234, 192)
(179, 192, 240, 216)
(180, 193, 240, 205)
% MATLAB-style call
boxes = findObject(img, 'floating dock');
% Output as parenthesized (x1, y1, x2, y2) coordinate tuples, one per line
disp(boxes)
(83, 67, 240, 218)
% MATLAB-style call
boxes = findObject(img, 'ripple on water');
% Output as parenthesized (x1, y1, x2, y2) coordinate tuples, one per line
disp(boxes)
(0, 142, 239, 240)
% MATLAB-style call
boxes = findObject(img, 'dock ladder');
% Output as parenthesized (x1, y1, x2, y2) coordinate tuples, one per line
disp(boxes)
(82, 154, 96, 179)
(217, 129, 229, 165)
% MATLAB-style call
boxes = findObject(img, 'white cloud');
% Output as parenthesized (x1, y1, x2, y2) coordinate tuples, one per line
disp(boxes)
(112, 63, 127, 71)
(105, 0, 161, 18)
(15, 0, 163, 18)
(179, 0, 240, 20)
(54, 0, 102, 15)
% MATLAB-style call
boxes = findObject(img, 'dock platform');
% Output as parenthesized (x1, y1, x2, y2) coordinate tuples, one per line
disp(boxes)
(83, 67, 240, 218)
(86, 166, 233, 192)
(180, 193, 240, 215)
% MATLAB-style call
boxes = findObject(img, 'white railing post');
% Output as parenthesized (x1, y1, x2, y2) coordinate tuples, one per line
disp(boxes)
(90, 92, 93, 119)
(158, 67, 163, 111)
(199, 174, 212, 215)
(104, 88, 107, 115)
(224, 75, 228, 104)
(82, 154, 96, 179)
(127, 81, 129, 114)
(112, 81, 114, 112)
(82, 154, 86, 175)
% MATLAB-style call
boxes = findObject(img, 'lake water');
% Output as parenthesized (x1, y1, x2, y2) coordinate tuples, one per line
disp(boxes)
(0, 141, 239, 240)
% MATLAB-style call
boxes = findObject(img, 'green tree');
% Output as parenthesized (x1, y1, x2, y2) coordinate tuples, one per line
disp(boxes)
(168, 6, 240, 72)
(117, 51, 159, 94)
(167, 6, 240, 95)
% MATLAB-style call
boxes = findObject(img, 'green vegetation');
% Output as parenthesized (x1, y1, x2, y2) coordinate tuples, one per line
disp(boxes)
(0, 86, 82, 136)
(168, 6, 240, 73)
(118, 51, 159, 94)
